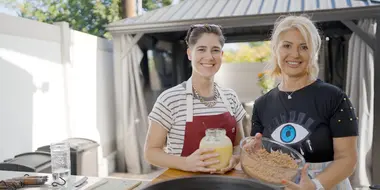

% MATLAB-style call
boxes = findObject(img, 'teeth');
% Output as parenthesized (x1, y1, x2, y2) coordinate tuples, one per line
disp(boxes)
(287, 61, 300, 65)
(202, 64, 214, 67)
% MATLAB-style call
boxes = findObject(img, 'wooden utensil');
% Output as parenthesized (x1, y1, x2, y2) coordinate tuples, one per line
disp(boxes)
(126, 181, 142, 190)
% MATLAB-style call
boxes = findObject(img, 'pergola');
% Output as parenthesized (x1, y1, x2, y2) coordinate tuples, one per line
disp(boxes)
(106, 0, 380, 186)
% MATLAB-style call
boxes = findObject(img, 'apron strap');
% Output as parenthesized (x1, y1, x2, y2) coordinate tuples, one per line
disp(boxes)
(186, 77, 193, 122)
(216, 84, 234, 117)
(185, 78, 234, 122)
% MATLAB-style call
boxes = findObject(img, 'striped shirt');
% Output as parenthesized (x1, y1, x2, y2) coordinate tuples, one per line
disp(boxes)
(148, 82, 247, 156)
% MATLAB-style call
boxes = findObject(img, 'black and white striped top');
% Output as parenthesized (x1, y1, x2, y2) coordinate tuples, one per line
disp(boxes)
(148, 82, 247, 156)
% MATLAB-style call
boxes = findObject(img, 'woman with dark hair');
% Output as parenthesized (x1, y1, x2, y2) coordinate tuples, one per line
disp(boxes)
(144, 24, 246, 174)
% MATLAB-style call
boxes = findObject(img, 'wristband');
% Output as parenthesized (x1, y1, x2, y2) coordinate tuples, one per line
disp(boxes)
(311, 178, 325, 190)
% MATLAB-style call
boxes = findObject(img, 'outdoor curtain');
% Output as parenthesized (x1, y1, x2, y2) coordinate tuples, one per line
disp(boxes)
(345, 19, 376, 189)
(114, 34, 152, 174)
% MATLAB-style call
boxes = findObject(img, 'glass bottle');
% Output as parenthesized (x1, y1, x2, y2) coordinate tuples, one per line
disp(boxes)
(199, 128, 233, 170)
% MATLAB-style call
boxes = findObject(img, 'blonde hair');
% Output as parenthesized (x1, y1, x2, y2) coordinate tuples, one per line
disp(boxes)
(267, 14, 322, 80)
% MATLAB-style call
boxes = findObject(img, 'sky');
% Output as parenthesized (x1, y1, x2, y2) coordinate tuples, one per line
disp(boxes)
(0, 6, 17, 16)
(172, 0, 181, 4)
(0, 0, 23, 16)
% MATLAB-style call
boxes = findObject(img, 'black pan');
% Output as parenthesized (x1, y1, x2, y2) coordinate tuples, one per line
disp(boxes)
(141, 175, 279, 190)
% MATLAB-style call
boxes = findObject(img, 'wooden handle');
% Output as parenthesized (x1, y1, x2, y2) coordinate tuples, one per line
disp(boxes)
(126, 181, 142, 190)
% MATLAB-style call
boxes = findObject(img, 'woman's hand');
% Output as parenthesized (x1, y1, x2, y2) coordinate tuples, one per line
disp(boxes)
(282, 164, 316, 190)
(182, 148, 220, 173)
(243, 133, 263, 154)
(213, 154, 240, 174)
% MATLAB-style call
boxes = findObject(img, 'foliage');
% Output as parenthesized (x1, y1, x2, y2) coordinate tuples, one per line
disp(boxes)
(257, 71, 276, 94)
(143, 0, 172, 11)
(222, 41, 274, 93)
(4, 0, 173, 39)
(222, 41, 271, 63)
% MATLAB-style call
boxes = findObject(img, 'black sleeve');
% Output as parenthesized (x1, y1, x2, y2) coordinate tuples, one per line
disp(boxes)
(250, 103, 264, 136)
(329, 93, 359, 137)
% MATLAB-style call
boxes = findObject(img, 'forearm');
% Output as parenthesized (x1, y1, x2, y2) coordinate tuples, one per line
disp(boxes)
(145, 147, 186, 171)
(232, 145, 241, 160)
(233, 120, 244, 158)
(316, 157, 356, 190)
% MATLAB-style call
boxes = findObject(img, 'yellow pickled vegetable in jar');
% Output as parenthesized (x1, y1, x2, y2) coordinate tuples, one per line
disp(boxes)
(199, 128, 233, 170)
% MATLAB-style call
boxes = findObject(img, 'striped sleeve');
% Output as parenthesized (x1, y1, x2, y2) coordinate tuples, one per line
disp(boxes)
(230, 90, 246, 123)
(148, 95, 173, 131)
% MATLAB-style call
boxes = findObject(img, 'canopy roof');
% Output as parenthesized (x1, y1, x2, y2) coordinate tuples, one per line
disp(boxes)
(106, 0, 380, 34)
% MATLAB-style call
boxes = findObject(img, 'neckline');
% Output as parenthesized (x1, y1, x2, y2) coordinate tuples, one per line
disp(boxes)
(182, 81, 216, 101)
(277, 79, 320, 93)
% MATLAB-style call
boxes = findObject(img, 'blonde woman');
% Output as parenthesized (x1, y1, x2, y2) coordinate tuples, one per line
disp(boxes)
(249, 15, 358, 190)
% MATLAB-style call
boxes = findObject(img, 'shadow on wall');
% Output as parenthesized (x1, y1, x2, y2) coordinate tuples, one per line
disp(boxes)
(0, 36, 61, 66)
(0, 58, 36, 162)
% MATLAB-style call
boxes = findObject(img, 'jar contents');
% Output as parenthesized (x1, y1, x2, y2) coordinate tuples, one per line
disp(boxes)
(199, 128, 233, 170)
(241, 147, 299, 184)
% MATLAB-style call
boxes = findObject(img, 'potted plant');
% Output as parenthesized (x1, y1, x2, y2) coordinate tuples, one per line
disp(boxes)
(257, 71, 275, 94)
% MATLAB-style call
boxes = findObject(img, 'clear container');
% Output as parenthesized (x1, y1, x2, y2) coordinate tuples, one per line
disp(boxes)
(50, 141, 71, 182)
(199, 128, 233, 170)
(239, 136, 305, 188)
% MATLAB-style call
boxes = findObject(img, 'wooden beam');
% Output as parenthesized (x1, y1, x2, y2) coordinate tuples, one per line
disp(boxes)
(225, 34, 269, 43)
(125, 0, 137, 18)
(341, 20, 376, 50)
(172, 42, 179, 84)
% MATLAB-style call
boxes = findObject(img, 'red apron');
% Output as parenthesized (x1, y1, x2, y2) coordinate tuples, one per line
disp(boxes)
(180, 77, 238, 157)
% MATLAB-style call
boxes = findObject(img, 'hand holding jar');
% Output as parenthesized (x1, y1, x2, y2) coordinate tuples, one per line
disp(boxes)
(199, 128, 235, 174)
(182, 147, 220, 173)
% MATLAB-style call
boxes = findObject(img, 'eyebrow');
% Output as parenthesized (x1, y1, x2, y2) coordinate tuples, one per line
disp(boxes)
(283, 41, 307, 45)
(196, 45, 221, 49)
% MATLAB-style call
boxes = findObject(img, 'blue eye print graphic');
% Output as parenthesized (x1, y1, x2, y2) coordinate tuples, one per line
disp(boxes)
(271, 123, 309, 144)
(280, 125, 296, 143)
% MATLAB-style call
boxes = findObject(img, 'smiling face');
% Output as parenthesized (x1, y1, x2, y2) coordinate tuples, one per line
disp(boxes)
(276, 28, 311, 78)
(187, 33, 223, 78)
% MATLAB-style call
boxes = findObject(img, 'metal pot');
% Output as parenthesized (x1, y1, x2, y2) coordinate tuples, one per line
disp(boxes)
(142, 175, 278, 190)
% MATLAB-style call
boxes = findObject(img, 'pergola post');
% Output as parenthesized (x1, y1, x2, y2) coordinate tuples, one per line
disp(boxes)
(172, 41, 188, 84)
(373, 17, 380, 185)
(111, 33, 126, 171)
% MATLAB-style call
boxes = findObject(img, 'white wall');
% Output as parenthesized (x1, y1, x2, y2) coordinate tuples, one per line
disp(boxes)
(213, 62, 269, 137)
(214, 62, 267, 103)
(0, 13, 116, 176)
(67, 30, 116, 176)
(0, 13, 67, 160)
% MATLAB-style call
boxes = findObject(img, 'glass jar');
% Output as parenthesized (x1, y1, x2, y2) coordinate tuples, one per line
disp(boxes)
(199, 128, 233, 170)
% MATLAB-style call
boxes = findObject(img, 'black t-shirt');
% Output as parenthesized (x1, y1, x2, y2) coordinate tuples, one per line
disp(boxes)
(250, 79, 359, 163)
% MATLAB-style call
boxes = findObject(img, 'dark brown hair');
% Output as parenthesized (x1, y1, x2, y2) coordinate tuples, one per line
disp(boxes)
(184, 24, 225, 48)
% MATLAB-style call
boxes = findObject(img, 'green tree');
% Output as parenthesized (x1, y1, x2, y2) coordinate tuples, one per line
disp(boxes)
(223, 41, 271, 63)
(5, 0, 173, 39)
(143, 0, 172, 11)
(248, 41, 264, 47)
